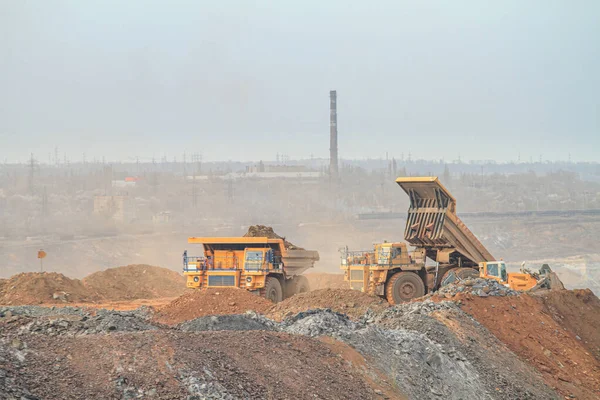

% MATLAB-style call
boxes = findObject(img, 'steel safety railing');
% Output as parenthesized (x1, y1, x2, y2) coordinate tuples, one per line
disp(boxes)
(183, 255, 205, 272)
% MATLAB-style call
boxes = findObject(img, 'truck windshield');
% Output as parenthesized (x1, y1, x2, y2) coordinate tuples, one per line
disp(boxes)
(377, 247, 391, 264)
(500, 262, 507, 281)
(487, 263, 499, 277)
(245, 251, 263, 271)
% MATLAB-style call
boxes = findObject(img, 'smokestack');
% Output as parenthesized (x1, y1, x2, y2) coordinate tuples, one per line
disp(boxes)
(329, 90, 338, 178)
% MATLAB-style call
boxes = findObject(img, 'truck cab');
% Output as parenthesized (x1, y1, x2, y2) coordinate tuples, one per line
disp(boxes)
(479, 261, 538, 291)
(340, 242, 426, 299)
(479, 261, 508, 283)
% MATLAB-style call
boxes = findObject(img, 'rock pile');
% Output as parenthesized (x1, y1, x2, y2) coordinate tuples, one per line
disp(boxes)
(12, 307, 157, 336)
(153, 289, 273, 325)
(268, 288, 388, 321)
(433, 278, 519, 298)
(81, 264, 186, 300)
(0, 303, 562, 400)
(0, 272, 102, 305)
(179, 312, 277, 332)
(243, 225, 303, 249)
(0, 265, 186, 306)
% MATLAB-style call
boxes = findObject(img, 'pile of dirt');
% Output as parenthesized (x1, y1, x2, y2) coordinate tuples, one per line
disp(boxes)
(0, 272, 102, 305)
(0, 329, 387, 399)
(537, 289, 600, 361)
(304, 272, 347, 290)
(1, 303, 560, 399)
(82, 264, 185, 301)
(459, 291, 600, 399)
(268, 289, 389, 321)
(153, 289, 273, 325)
(243, 224, 303, 249)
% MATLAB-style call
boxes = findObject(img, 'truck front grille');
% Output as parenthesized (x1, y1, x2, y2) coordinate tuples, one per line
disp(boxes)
(350, 270, 364, 281)
(208, 275, 236, 287)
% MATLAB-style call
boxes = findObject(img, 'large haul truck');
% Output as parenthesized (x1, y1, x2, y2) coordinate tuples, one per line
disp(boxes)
(184, 236, 319, 303)
(341, 177, 560, 303)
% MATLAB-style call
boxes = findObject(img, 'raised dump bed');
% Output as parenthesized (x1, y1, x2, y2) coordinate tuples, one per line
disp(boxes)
(396, 177, 495, 267)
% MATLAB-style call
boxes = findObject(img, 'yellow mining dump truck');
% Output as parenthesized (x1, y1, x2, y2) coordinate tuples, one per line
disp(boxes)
(183, 236, 319, 303)
(341, 177, 562, 303)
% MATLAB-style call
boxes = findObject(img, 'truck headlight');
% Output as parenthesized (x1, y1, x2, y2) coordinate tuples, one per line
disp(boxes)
(193, 276, 200, 283)
(246, 277, 252, 283)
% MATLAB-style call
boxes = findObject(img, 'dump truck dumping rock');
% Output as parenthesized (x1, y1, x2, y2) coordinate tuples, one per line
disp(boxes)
(153, 289, 273, 325)
(268, 289, 389, 321)
(243, 224, 304, 249)
(82, 264, 185, 300)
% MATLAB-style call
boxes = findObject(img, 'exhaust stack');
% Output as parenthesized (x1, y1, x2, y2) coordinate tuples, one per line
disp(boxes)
(329, 90, 338, 178)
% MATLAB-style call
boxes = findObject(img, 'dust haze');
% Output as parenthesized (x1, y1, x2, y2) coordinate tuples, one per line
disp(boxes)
(2, 3, 600, 400)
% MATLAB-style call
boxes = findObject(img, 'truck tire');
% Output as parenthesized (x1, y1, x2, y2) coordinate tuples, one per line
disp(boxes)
(385, 271, 425, 304)
(264, 277, 283, 303)
(292, 275, 310, 294)
(283, 276, 310, 299)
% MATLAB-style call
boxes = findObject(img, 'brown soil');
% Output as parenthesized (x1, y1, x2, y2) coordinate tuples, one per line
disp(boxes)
(82, 264, 186, 301)
(0, 272, 102, 305)
(267, 289, 389, 321)
(153, 289, 273, 325)
(536, 289, 600, 361)
(459, 291, 600, 400)
(304, 272, 347, 290)
(243, 225, 303, 249)
(7, 330, 387, 399)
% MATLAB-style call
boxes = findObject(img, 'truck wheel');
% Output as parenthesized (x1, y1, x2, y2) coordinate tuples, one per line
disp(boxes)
(385, 272, 425, 304)
(293, 275, 310, 294)
(264, 277, 283, 303)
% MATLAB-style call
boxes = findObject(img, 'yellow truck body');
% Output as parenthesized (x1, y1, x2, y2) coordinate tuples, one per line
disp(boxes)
(184, 236, 319, 302)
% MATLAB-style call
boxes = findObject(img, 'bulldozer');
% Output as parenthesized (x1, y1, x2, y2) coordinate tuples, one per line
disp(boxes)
(183, 235, 319, 303)
(478, 261, 563, 291)
(341, 176, 563, 304)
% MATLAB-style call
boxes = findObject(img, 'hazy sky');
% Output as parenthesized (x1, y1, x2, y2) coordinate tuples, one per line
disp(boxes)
(1, 1, 599, 163)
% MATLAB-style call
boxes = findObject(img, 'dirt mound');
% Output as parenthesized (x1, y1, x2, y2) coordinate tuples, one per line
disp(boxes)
(305, 272, 347, 290)
(268, 289, 389, 321)
(153, 289, 273, 325)
(0, 272, 101, 305)
(82, 264, 185, 301)
(0, 330, 386, 399)
(537, 289, 600, 361)
(459, 291, 600, 399)
(243, 224, 303, 249)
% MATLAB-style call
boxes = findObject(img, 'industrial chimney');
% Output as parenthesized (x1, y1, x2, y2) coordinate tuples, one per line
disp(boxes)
(329, 90, 338, 178)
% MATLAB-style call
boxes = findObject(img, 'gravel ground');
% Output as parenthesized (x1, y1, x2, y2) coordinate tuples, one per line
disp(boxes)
(0, 303, 559, 400)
